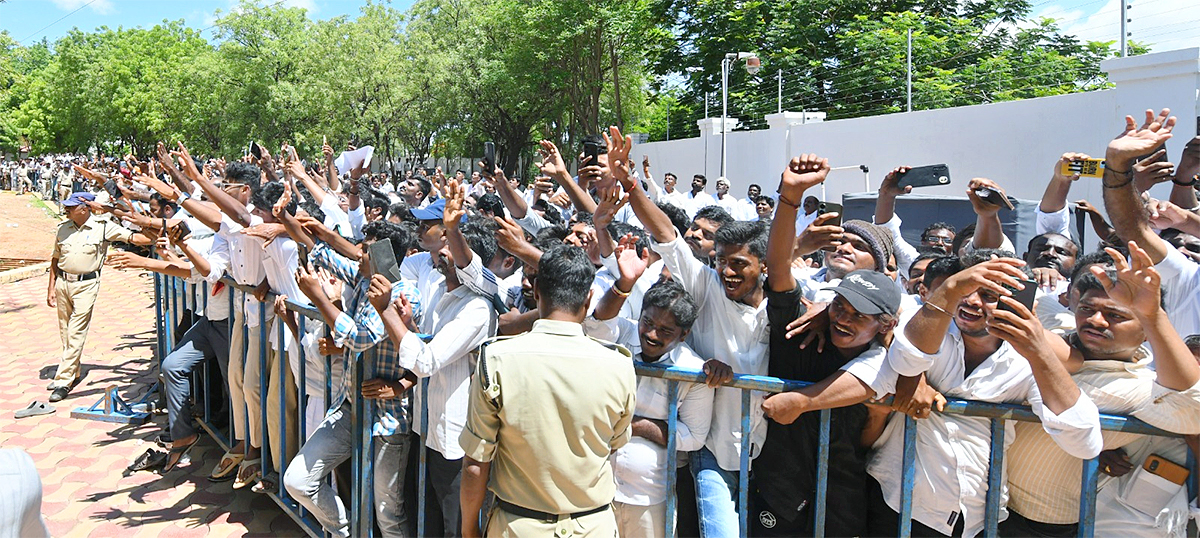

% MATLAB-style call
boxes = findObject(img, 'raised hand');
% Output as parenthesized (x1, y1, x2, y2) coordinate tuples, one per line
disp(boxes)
(941, 257, 1027, 302)
(794, 213, 844, 256)
(106, 251, 144, 271)
(295, 265, 325, 303)
(367, 274, 393, 314)
(613, 233, 649, 284)
(779, 154, 830, 205)
(171, 142, 204, 181)
(879, 166, 913, 198)
(1107, 108, 1176, 170)
(1132, 149, 1175, 192)
(272, 180, 293, 218)
(966, 177, 1008, 216)
(1052, 152, 1093, 183)
(592, 186, 628, 229)
(1146, 197, 1192, 231)
(133, 173, 178, 200)
(536, 140, 569, 178)
(443, 177, 468, 229)
(1091, 242, 1162, 319)
(315, 267, 343, 302)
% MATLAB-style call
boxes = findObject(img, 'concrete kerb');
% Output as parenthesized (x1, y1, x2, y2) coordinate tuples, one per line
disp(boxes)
(0, 261, 50, 285)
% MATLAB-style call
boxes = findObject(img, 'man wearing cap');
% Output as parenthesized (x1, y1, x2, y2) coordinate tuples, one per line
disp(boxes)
(47, 192, 156, 401)
(758, 156, 905, 535)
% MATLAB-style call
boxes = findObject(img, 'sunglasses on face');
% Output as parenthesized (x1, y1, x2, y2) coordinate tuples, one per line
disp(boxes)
(922, 236, 952, 244)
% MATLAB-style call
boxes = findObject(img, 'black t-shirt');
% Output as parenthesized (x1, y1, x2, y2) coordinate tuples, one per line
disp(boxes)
(753, 284, 871, 536)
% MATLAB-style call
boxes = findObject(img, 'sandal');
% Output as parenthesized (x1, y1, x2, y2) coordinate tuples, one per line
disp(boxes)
(252, 471, 279, 494)
(233, 458, 261, 490)
(161, 434, 200, 473)
(127, 448, 167, 472)
(208, 451, 244, 482)
(15, 401, 55, 419)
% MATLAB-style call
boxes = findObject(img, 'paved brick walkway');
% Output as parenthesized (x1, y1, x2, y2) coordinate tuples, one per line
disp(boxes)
(0, 197, 302, 536)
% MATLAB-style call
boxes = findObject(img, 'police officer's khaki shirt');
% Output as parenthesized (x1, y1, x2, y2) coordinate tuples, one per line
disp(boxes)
(460, 319, 636, 514)
(53, 214, 135, 275)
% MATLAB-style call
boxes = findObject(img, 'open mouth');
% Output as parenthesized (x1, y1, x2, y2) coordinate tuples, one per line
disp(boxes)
(831, 322, 854, 338)
(957, 307, 984, 324)
(722, 277, 742, 294)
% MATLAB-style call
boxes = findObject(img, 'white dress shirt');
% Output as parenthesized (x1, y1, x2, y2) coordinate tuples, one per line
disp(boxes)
(651, 235, 769, 471)
(871, 312, 1103, 537)
(400, 283, 496, 460)
(683, 191, 717, 219)
(219, 214, 270, 328)
(1153, 246, 1200, 338)
(583, 315, 714, 506)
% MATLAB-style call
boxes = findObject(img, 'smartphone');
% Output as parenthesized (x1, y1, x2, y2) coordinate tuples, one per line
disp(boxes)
(896, 164, 951, 189)
(103, 178, 124, 200)
(297, 244, 310, 270)
(1059, 158, 1105, 178)
(249, 141, 263, 160)
(368, 239, 401, 283)
(818, 201, 843, 225)
(998, 278, 1037, 314)
(973, 186, 1014, 210)
(171, 220, 192, 241)
(583, 140, 601, 167)
(1144, 454, 1189, 485)
(483, 141, 496, 176)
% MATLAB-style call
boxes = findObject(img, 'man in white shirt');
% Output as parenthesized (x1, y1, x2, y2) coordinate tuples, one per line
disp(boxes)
(736, 184, 762, 221)
(873, 250, 1102, 537)
(659, 172, 687, 210)
(1005, 247, 1200, 537)
(683, 174, 717, 219)
(713, 178, 740, 217)
(379, 183, 496, 537)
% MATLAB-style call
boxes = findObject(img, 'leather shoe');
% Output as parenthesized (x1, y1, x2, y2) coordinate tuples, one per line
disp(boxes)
(49, 386, 70, 403)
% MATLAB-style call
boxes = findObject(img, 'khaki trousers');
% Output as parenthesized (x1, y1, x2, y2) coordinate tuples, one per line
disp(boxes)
(53, 278, 100, 388)
(485, 504, 618, 537)
(227, 299, 263, 445)
(265, 345, 299, 474)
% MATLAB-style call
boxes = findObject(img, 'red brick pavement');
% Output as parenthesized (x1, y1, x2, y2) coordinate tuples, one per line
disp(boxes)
(0, 267, 303, 537)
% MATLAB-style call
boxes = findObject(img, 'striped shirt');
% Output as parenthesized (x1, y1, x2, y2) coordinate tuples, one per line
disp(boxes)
(311, 242, 423, 437)
(1007, 344, 1200, 525)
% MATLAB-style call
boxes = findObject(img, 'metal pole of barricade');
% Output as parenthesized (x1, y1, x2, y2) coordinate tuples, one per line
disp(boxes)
(738, 389, 751, 538)
(153, 272, 163, 361)
(362, 352, 377, 536)
(170, 277, 178, 349)
(814, 409, 831, 537)
(230, 286, 238, 443)
(983, 418, 1005, 537)
(277, 318, 288, 500)
(1077, 458, 1099, 538)
(350, 350, 365, 536)
(664, 380, 679, 538)
(201, 282, 211, 427)
(898, 415, 918, 538)
(418, 377, 429, 537)
(259, 301, 271, 474)
(295, 310, 308, 522)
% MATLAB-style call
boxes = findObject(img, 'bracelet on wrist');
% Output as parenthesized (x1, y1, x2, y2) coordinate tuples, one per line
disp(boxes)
(611, 285, 632, 298)
(778, 193, 800, 208)
(922, 300, 952, 317)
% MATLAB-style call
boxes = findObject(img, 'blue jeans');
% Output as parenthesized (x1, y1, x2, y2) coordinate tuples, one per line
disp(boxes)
(163, 319, 230, 441)
(690, 446, 741, 538)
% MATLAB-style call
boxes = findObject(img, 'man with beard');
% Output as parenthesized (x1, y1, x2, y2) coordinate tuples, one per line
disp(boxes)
(683, 205, 735, 264)
(1004, 243, 1200, 537)
(683, 174, 717, 219)
(1024, 233, 1079, 295)
(793, 217, 895, 303)
(375, 178, 497, 538)
(873, 249, 1102, 537)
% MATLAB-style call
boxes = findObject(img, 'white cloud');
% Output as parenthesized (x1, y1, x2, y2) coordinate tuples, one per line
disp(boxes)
(282, 0, 317, 13)
(1034, 0, 1200, 53)
(48, 0, 115, 15)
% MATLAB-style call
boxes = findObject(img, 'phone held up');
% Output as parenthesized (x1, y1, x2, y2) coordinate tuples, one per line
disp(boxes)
(483, 142, 496, 177)
(583, 140, 601, 168)
(896, 164, 951, 189)
(997, 279, 1037, 314)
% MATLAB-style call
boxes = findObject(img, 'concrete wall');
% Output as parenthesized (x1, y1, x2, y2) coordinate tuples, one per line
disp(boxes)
(635, 48, 1200, 214)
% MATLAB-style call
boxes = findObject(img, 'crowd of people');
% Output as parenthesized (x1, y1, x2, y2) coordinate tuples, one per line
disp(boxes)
(1, 154, 91, 203)
(30, 107, 1200, 538)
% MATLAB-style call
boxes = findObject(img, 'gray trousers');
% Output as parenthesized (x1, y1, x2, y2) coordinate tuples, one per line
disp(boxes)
(163, 318, 231, 441)
(283, 401, 412, 538)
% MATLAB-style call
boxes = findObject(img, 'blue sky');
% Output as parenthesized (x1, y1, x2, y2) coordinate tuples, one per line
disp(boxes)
(1, 0, 1197, 56)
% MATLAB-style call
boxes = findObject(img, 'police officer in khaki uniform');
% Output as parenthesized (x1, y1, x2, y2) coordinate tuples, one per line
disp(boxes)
(459, 245, 637, 538)
(46, 192, 154, 402)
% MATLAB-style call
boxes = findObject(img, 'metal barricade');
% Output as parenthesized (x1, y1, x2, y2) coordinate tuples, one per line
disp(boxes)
(152, 274, 1196, 538)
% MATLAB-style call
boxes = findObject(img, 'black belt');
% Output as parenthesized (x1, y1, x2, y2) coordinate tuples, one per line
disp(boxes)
(57, 269, 100, 282)
(496, 499, 609, 523)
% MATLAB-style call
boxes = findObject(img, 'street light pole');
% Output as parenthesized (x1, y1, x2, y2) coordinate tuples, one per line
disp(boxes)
(721, 55, 730, 182)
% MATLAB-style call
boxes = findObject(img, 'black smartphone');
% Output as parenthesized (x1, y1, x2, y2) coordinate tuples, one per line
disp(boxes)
(896, 164, 951, 189)
(171, 220, 192, 241)
(297, 243, 310, 269)
(998, 278, 1037, 314)
(368, 239, 401, 283)
(973, 186, 1014, 210)
(103, 178, 124, 200)
(249, 141, 263, 160)
(483, 142, 496, 177)
(583, 140, 601, 167)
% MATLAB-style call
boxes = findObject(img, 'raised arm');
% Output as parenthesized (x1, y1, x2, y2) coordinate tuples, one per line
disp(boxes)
(607, 129, 676, 244)
(906, 258, 1027, 355)
(592, 235, 649, 321)
(174, 142, 254, 228)
(1101, 109, 1177, 264)
(491, 166, 530, 219)
(537, 140, 597, 215)
(967, 177, 1008, 250)
(768, 154, 830, 292)
(592, 186, 628, 260)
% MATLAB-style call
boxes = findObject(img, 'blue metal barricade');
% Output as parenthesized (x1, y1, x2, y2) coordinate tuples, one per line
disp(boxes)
(153, 275, 1197, 538)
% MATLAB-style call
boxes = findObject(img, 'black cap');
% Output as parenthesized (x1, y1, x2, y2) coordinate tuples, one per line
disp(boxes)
(830, 270, 901, 316)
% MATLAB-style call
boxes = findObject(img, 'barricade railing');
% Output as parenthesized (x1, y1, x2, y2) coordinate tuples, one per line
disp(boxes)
(152, 273, 1197, 538)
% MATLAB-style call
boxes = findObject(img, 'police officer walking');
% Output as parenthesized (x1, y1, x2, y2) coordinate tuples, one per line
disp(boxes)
(459, 245, 637, 537)
(46, 192, 155, 402)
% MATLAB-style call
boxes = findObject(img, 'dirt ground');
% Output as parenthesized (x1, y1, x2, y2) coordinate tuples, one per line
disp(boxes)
(0, 191, 61, 261)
